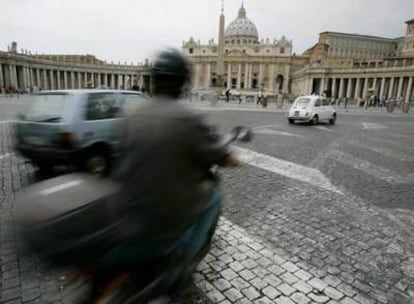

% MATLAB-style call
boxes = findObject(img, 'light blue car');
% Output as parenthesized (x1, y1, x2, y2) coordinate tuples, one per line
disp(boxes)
(14, 89, 147, 175)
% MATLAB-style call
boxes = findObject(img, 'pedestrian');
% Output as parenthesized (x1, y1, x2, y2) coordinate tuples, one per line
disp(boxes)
(257, 89, 264, 105)
(344, 97, 348, 110)
(225, 88, 231, 103)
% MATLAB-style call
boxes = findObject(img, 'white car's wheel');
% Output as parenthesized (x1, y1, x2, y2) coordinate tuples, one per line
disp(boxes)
(329, 114, 336, 125)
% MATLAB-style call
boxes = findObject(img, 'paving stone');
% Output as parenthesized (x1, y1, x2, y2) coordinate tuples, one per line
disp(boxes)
(262, 286, 281, 299)
(339, 297, 359, 304)
(282, 261, 300, 273)
(324, 286, 345, 300)
(239, 269, 255, 281)
(280, 272, 300, 284)
(277, 283, 296, 296)
(337, 283, 357, 297)
(229, 261, 245, 272)
(275, 296, 296, 304)
(323, 275, 342, 288)
(308, 292, 330, 303)
(294, 269, 313, 281)
(223, 288, 244, 302)
(230, 277, 250, 290)
(221, 268, 238, 281)
(212, 278, 232, 292)
(241, 286, 260, 300)
(293, 280, 313, 294)
(206, 287, 225, 302)
(308, 277, 328, 291)
(249, 277, 268, 290)
(254, 297, 274, 304)
(291, 292, 312, 304)
(241, 258, 259, 270)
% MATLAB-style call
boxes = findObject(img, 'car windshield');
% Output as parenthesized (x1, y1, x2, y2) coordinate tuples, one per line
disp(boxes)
(294, 98, 311, 106)
(22, 93, 70, 122)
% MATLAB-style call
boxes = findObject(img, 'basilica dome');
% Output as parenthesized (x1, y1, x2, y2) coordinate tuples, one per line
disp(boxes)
(225, 4, 258, 42)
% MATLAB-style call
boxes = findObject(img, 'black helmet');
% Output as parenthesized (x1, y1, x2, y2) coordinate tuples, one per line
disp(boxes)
(152, 48, 192, 79)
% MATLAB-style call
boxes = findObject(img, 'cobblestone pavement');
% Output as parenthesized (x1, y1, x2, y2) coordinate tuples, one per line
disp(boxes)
(1, 97, 414, 303)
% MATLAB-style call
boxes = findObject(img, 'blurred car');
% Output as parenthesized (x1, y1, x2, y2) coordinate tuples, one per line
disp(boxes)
(287, 95, 337, 125)
(14, 90, 147, 174)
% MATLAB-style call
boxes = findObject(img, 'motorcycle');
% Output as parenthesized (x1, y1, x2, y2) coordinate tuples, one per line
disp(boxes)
(14, 126, 253, 303)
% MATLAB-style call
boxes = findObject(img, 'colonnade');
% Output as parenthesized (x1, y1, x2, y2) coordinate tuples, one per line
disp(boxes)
(0, 63, 146, 91)
(194, 62, 288, 92)
(311, 75, 414, 102)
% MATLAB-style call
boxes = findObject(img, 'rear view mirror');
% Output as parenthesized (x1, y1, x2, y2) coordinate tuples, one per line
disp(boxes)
(231, 126, 253, 143)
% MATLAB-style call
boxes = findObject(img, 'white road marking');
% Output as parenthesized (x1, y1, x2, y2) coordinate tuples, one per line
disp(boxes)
(314, 126, 332, 132)
(0, 153, 13, 160)
(330, 150, 413, 184)
(234, 146, 343, 194)
(349, 140, 414, 162)
(40, 180, 83, 196)
(362, 122, 388, 130)
(254, 128, 300, 137)
(0, 120, 17, 125)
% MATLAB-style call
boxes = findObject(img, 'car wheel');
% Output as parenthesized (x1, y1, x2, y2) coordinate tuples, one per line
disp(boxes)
(85, 152, 109, 176)
(288, 118, 294, 124)
(329, 114, 336, 125)
(311, 115, 319, 125)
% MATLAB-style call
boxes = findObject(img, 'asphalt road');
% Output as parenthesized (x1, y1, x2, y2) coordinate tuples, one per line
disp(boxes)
(0, 96, 413, 303)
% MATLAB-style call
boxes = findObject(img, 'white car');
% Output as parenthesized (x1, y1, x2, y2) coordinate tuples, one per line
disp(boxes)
(287, 95, 337, 125)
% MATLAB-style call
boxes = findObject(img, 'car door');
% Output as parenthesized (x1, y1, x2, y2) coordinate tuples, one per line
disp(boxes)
(314, 98, 322, 118)
(79, 92, 123, 154)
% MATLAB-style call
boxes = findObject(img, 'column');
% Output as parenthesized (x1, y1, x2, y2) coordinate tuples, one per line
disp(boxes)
(388, 77, 395, 98)
(111, 74, 116, 89)
(57, 70, 61, 89)
(354, 78, 361, 100)
(226, 64, 231, 89)
(247, 64, 252, 89)
(104, 73, 108, 87)
(49, 70, 54, 90)
(379, 78, 386, 98)
(258, 64, 264, 88)
(362, 78, 368, 98)
(71, 72, 75, 89)
(117, 74, 121, 89)
(9, 65, 16, 87)
(97, 73, 102, 87)
(346, 78, 352, 98)
(236, 63, 242, 90)
(244, 64, 249, 90)
(372, 78, 377, 95)
(405, 77, 413, 102)
(0, 63, 4, 87)
(77, 72, 81, 89)
(36, 69, 41, 88)
(332, 78, 337, 98)
(396, 77, 404, 99)
(64, 71, 68, 89)
(338, 78, 345, 98)
(205, 64, 211, 89)
(42, 69, 48, 90)
(84, 72, 88, 88)
(319, 78, 325, 96)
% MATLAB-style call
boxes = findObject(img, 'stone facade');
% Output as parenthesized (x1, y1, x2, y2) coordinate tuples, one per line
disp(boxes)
(183, 4, 414, 102)
(0, 43, 152, 92)
(182, 4, 293, 94)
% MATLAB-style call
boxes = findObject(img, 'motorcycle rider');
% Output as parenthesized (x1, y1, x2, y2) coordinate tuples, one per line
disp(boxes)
(90, 48, 239, 300)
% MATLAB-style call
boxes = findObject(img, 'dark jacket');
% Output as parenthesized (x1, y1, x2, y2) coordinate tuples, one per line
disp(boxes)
(113, 97, 229, 242)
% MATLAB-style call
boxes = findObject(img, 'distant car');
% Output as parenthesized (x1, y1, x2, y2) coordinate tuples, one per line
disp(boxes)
(14, 90, 147, 175)
(287, 95, 337, 125)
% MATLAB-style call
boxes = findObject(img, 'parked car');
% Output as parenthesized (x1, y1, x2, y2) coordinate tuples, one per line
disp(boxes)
(287, 95, 337, 125)
(14, 90, 147, 175)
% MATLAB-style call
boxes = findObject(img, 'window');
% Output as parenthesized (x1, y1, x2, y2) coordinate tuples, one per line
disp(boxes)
(86, 93, 119, 120)
(189, 48, 193, 54)
(322, 98, 330, 106)
(280, 47, 285, 54)
(120, 93, 147, 116)
(314, 99, 321, 107)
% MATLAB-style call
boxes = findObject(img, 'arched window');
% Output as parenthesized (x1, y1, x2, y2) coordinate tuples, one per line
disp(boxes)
(280, 47, 285, 54)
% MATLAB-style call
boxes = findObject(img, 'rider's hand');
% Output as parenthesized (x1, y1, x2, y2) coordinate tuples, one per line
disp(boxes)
(225, 152, 240, 167)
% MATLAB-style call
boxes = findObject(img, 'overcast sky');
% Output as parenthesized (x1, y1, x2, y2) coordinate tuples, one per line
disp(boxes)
(1, 0, 413, 63)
